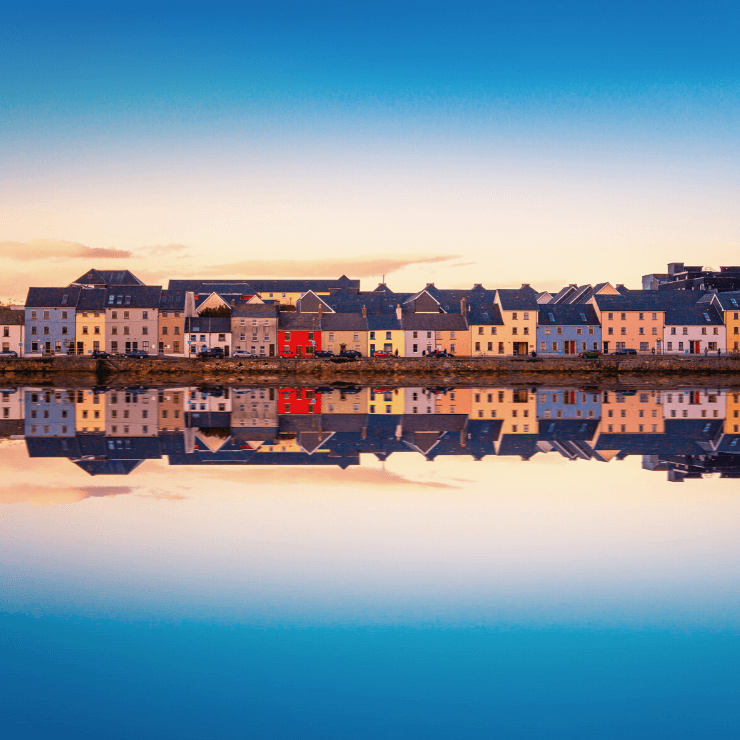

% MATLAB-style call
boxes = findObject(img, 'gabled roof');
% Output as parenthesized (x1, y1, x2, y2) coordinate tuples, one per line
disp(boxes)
(71, 269, 144, 287)
(537, 305, 600, 326)
(296, 291, 334, 314)
(710, 291, 740, 311)
(25, 286, 82, 308)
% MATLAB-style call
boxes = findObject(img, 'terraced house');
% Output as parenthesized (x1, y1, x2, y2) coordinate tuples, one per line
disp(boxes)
(494, 286, 539, 355)
(104, 286, 161, 355)
(25, 287, 81, 355)
(75, 289, 107, 355)
(158, 290, 194, 356)
(662, 303, 725, 355)
(536, 305, 601, 355)
(231, 302, 278, 357)
(698, 291, 740, 353)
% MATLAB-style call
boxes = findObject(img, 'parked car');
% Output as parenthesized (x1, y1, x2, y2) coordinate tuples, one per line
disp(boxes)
(339, 350, 362, 358)
(0, 349, 18, 358)
(313, 350, 335, 358)
(613, 348, 637, 355)
(579, 350, 602, 358)
(232, 350, 258, 358)
(198, 347, 224, 359)
(124, 349, 149, 359)
(429, 349, 453, 358)
(91, 349, 112, 359)
(372, 350, 394, 358)
(278, 351, 299, 358)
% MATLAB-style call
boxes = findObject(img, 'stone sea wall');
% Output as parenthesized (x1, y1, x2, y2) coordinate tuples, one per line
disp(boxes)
(1, 354, 740, 387)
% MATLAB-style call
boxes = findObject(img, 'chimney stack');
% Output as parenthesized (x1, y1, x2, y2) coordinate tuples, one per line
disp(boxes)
(318, 303, 323, 318)
(460, 297, 467, 315)
(362, 305, 367, 318)
(395, 303, 402, 321)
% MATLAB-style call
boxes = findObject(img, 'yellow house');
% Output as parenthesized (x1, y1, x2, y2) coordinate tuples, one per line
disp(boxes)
(725, 390, 740, 434)
(369, 387, 404, 415)
(75, 289, 107, 355)
(469, 386, 538, 435)
(367, 314, 404, 356)
(74, 388, 106, 433)
(494, 287, 539, 355)
(702, 292, 740, 354)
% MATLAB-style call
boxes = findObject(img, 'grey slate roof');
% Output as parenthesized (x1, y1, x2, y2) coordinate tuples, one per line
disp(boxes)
(71, 269, 144, 286)
(0, 306, 25, 325)
(366, 314, 403, 331)
(168, 277, 359, 294)
(231, 302, 279, 318)
(25, 286, 82, 308)
(185, 317, 232, 333)
(167, 280, 257, 295)
(592, 291, 699, 312)
(401, 313, 468, 331)
(104, 285, 162, 308)
(278, 313, 322, 331)
(159, 289, 188, 311)
(76, 289, 108, 311)
(537, 305, 600, 326)
(321, 313, 368, 331)
(663, 303, 724, 326)
(709, 292, 740, 311)
(495, 287, 539, 310)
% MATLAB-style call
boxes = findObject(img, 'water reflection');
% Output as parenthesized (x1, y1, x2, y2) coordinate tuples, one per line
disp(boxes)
(2, 383, 739, 480)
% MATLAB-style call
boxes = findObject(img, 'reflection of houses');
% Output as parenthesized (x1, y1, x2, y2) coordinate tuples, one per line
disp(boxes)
(75, 388, 106, 433)
(537, 388, 601, 420)
(278, 387, 321, 414)
(661, 388, 726, 421)
(321, 386, 368, 414)
(105, 388, 158, 437)
(0, 306, 25, 356)
(600, 390, 663, 434)
(231, 387, 278, 428)
(0, 388, 24, 437)
(469, 387, 537, 435)
(158, 388, 187, 431)
(25, 388, 75, 436)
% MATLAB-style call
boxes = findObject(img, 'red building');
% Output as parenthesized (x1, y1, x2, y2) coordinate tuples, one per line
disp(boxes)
(278, 387, 322, 414)
(277, 313, 322, 357)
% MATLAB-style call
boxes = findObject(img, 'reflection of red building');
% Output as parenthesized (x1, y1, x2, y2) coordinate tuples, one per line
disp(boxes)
(278, 313, 322, 357)
(278, 387, 322, 414)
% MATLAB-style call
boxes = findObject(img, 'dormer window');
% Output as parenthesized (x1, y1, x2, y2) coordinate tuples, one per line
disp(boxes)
(108, 295, 115, 304)
(580, 313, 587, 322)
(124, 296, 131, 305)
(61, 295, 68, 305)
(548, 313, 555, 323)
(116, 296, 123, 305)
(704, 313, 711, 322)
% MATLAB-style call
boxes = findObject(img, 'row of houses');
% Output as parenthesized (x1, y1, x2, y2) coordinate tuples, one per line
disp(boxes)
(7, 266, 740, 357)
(7, 385, 740, 481)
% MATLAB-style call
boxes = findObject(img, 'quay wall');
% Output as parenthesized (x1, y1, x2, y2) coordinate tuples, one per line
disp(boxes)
(1, 354, 740, 387)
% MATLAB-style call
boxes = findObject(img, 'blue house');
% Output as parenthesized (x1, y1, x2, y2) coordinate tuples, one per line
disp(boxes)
(24, 286, 81, 355)
(536, 305, 601, 355)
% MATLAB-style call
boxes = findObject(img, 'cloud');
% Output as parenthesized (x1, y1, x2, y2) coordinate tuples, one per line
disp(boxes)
(0, 484, 135, 506)
(199, 254, 461, 279)
(0, 240, 132, 261)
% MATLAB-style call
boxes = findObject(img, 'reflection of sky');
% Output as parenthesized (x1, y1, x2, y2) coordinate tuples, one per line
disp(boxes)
(2, 444, 738, 630)
(3, 442, 739, 738)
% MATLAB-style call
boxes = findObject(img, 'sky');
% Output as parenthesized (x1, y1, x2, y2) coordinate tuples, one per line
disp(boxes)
(1, 1, 738, 301)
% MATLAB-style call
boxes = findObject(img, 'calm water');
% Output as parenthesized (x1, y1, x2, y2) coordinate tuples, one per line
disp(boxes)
(2, 383, 739, 738)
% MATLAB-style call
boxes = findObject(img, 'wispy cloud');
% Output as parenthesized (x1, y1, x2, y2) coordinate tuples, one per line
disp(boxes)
(0, 484, 135, 506)
(200, 254, 461, 279)
(0, 240, 132, 261)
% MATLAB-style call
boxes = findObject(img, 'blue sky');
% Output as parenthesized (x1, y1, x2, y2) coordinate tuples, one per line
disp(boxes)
(1, 1, 738, 296)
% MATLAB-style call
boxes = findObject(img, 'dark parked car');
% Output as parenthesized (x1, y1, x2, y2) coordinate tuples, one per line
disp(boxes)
(91, 349, 112, 358)
(339, 350, 362, 358)
(613, 348, 637, 355)
(124, 349, 149, 359)
(0, 349, 18, 358)
(313, 350, 335, 358)
(579, 350, 602, 358)
(198, 347, 225, 359)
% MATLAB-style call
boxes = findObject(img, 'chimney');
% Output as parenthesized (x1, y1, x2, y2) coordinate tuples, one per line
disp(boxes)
(395, 303, 402, 321)
(521, 283, 531, 289)
(362, 305, 367, 318)
(318, 304, 323, 318)
(460, 297, 467, 315)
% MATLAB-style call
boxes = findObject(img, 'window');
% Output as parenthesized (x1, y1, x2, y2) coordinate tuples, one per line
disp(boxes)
(545, 327, 550, 335)
(43, 310, 50, 320)
(512, 312, 518, 320)
(142, 327, 148, 335)
(523, 327, 529, 335)
(552, 342, 558, 351)
(639, 313, 644, 320)
(588, 327, 594, 335)
(174, 327, 180, 334)
(143, 311, 148, 319)
(487, 342, 492, 351)
(478, 326, 484, 335)
(652, 313, 657, 320)
(620, 327, 626, 335)
(682, 327, 688, 334)
(540, 342, 545, 350)
(218, 334, 225, 342)
(123, 311, 130, 319)
(498, 342, 504, 354)
(576, 328, 582, 335)
(123, 326, 129, 335)
(652, 327, 657, 335)
(94, 326, 100, 334)
(620, 313, 626, 320)
(31, 311, 37, 319)
(640, 342, 649, 351)
(556, 327, 562, 334)
(162, 326, 168, 335)
(111, 311, 117, 319)
(82, 326, 88, 334)
(639, 327, 644, 335)
(386, 331, 392, 340)
(512, 327, 518, 335)
(608, 327, 613, 335)
(491, 327, 497, 334)
(475, 342, 480, 351)
(523, 312, 529, 320)
(285, 332, 291, 341)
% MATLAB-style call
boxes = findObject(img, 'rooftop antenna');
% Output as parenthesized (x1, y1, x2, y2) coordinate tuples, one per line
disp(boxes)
(382, 274, 385, 284)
